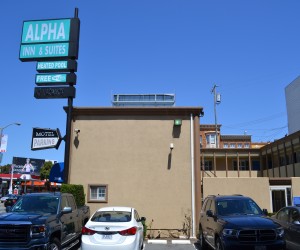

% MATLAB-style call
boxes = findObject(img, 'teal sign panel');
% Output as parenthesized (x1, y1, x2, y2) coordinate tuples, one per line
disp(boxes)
(36, 60, 77, 73)
(21, 19, 71, 44)
(19, 18, 80, 61)
(20, 43, 69, 59)
(35, 73, 76, 86)
(36, 74, 67, 83)
(37, 61, 68, 70)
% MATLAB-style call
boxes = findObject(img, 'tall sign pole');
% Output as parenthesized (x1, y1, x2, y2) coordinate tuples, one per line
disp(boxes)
(64, 8, 79, 184)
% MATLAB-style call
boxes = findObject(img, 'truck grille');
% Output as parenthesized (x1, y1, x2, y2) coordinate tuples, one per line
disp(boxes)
(0, 225, 30, 243)
(238, 229, 276, 242)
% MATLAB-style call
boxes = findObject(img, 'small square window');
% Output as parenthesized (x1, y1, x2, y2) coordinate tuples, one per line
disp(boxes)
(88, 184, 108, 203)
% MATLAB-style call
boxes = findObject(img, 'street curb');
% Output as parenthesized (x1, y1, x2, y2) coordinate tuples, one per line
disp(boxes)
(147, 240, 168, 244)
(147, 239, 192, 244)
(172, 240, 191, 244)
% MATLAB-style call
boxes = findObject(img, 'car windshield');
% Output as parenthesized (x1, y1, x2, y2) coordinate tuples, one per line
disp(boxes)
(217, 199, 263, 216)
(11, 196, 59, 214)
(91, 211, 132, 222)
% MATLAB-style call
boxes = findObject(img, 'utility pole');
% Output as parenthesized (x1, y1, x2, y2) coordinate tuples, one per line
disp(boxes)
(211, 85, 221, 148)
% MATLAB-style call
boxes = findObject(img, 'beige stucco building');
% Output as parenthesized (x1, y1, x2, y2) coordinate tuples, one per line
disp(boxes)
(68, 107, 203, 238)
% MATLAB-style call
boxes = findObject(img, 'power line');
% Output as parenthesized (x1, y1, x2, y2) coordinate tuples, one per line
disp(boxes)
(223, 112, 286, 128)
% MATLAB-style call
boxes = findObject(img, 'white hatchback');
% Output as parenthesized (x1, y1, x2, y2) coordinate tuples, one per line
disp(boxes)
(81, 206, 145, 250)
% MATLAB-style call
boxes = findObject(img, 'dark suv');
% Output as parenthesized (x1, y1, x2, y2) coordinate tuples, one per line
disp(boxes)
(199, 195, 286, 250)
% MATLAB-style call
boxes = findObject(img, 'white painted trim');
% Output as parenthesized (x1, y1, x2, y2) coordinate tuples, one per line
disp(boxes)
(147, 240, 167, 244)
(269, 185, 292, 213)
(190, 114, 196, 238)
(172, 240, 191, 244)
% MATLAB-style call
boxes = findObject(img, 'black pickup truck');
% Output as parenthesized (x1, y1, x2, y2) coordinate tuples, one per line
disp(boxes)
(199, 195, 286, 250)
(0, 192, 90, 250)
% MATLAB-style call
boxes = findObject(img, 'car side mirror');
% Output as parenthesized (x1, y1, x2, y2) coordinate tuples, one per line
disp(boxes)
(206, 210, 214, 217)
(262, 209, 268, 216)
(6, 206, 12, 213)
(61, 206, 72, 214)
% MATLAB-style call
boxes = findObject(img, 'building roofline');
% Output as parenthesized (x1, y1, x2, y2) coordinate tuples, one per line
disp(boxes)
(201, 148, 261, 153)
(221, 135, 252, 141)
(200, 124, 222, 129)
(69, 106, 204, 117)
(261, 130, 300, 150)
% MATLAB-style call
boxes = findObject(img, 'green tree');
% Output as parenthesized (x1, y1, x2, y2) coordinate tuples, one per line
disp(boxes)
(40, 161, 53, 180)
(0, 164, 12, 174)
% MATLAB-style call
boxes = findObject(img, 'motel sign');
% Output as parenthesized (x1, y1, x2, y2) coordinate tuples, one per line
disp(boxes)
(19, 18, 80, 61)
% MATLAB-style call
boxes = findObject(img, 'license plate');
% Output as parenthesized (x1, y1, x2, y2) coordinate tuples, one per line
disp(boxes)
(255, 246, 266, 250)
(102, 234, 112, 240)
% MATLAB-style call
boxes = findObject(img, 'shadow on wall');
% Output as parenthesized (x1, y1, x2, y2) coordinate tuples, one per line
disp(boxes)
(172, 125, 181, 138)
(168, 124, 180, 170)
(168, 152, 172, 170)
(74, 135, 79, 148)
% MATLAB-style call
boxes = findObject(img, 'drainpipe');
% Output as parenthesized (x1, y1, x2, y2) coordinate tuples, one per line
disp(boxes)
(190, 114, 196, 238)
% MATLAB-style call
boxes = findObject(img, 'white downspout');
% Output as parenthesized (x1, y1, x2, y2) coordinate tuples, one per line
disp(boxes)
(190, 114, 196, 238)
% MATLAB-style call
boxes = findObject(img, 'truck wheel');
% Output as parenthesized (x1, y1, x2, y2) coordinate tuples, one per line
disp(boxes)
(48, 237, 61, 250)
(199, 226, 208, 250)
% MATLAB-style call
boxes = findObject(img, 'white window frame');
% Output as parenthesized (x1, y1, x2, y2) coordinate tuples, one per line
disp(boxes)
(88, 184, 108, 203)
(206, 134, 216, 148)
(269, 186, 292, 213)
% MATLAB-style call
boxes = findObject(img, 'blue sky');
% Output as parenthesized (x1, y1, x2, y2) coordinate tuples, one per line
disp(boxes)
(1, 0, 299, 165)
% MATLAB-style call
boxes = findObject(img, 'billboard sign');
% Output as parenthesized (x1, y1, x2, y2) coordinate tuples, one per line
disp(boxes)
(12, 157, 45, 176)
(35, 73, 76, 85)
(19, 18, 80, 61)
(31, 128, 62, 150)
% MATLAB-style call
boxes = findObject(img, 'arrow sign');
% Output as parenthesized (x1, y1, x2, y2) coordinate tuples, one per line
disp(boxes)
(31, 128, 62, 150)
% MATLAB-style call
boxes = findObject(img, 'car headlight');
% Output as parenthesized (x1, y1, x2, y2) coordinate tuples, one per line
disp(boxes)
(222, 229, 238, 237)
(31, 225, 46, 238)
(276, 227, 284, 238)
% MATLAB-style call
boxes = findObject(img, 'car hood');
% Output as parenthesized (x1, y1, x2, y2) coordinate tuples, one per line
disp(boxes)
(0, 212, 55, 225)
(220, 215, 280, 229)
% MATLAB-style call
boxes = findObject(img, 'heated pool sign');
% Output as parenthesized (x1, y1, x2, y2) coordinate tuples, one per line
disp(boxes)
(19, 18, 80, 61)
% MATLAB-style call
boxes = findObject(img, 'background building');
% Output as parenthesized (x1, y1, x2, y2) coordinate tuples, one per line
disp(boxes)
(285, 76, 300, 134)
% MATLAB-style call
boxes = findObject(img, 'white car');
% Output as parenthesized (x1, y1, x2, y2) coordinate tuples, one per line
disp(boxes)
(81, 206, 145, 250)
(0, 194, 15, 203)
